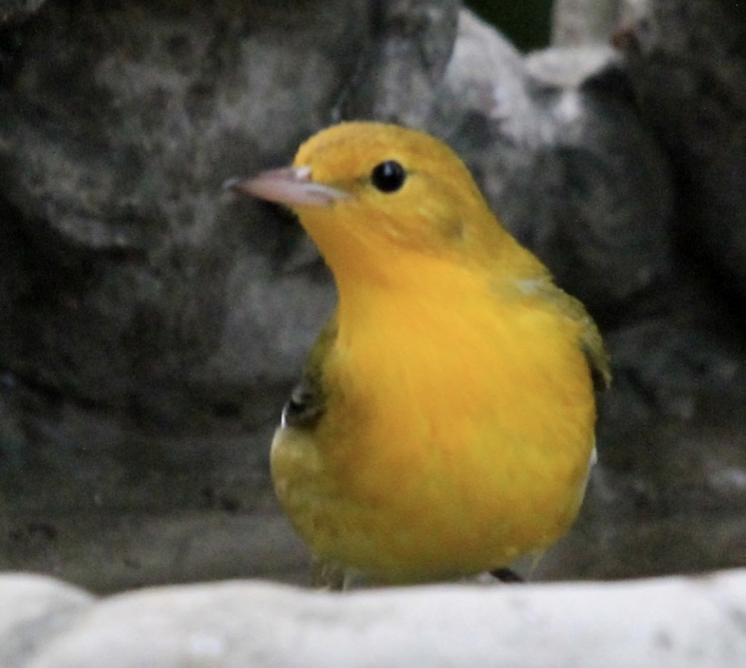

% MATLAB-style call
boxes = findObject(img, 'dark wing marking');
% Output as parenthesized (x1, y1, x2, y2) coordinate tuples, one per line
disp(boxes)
(282, 377, 325, 428)
(281, 312, 339, 430)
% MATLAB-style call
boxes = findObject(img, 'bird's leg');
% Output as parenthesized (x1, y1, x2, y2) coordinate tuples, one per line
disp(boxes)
(490, 567, 524, 583)
(311, 557, 346, 590)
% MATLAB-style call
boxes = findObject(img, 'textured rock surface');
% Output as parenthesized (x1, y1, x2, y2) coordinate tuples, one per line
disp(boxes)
(618, 0, 746, 291)
(540, 0, 746, 581)
(552, 0, 623, 46)
(0, 0, 745, 601)
(0, 0, 45, 22)
(1, 570, 745, 667)
(0, 0, 387, 589)
(0, 574, 93, 667)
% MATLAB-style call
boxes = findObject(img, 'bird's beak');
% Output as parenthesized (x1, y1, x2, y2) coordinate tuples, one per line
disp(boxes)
(226, 166, 349, 207)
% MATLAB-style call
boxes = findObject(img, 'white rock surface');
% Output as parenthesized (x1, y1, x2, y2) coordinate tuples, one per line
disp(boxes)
(1, 570, 744, 667)
(0, 574, 94, 667)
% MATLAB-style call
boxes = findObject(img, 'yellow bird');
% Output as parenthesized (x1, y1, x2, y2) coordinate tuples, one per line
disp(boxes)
(232, 122, 610, 586)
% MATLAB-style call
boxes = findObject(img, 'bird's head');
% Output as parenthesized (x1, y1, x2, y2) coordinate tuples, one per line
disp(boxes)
(231, 122, 526, 289)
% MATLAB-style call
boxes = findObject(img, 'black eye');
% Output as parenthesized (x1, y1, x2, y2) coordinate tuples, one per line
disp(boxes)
(371, 160, 406, 193)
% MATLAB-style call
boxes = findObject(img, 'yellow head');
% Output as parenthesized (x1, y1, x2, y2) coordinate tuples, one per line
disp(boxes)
(234, 122, 537, 288)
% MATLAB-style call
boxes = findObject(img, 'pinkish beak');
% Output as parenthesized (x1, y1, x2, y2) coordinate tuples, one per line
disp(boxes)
(226, 166, 349, 207)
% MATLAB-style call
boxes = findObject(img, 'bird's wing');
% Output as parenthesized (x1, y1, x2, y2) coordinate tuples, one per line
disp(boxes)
(512, 278, 611, 392)
(280, 312, 338, 430)
(550, 288, 612, 392)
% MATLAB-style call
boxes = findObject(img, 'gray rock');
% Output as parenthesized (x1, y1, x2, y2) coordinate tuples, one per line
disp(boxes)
(615, 0, 746, 294)
(337, 0, 460, 126)
(552, 0, 624, 46)
(432, 13, 673, 315)
(0, 0, 45, 23)
(524, 45, 673, 310)
(0, 0, 458, 590)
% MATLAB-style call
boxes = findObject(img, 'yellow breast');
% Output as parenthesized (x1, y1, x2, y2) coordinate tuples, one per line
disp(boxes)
(271, 261, 597, 583)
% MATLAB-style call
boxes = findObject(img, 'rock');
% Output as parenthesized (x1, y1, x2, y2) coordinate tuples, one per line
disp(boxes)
(433, 12, 673, 316)
(0, 0, 45, 23)
(0, 574, 92, 668)
(615, 0, 746, 295)
(337, 0, 460, 126)
(523, 44, 673, 311)
(0, 0, 458, 590)
(0, 571, 742, 667)
(536, 0, 746, 581)
(552, 0, 622, 46)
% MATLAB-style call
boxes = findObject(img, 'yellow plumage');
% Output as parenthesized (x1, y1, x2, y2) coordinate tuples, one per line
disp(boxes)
(234, 122, 610, 585)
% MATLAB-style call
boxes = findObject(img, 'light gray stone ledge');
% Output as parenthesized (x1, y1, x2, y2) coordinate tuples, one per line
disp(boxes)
(1, 569, 745, 667)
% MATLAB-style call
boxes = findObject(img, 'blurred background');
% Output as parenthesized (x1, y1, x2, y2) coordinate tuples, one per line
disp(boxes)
(468, 0, 553, 50)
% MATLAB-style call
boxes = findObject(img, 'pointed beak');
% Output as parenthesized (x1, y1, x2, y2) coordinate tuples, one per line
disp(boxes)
(225, 166, 349, 207)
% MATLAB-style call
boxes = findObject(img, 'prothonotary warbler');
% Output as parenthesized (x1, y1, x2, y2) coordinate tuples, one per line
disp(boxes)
(232, 122, 610, 587)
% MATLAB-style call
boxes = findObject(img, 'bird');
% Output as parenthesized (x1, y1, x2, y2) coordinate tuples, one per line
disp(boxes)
(231, 121, 610, 588)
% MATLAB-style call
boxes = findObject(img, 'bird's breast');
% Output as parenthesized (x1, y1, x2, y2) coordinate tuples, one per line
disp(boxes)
(271, 285, 597, 581)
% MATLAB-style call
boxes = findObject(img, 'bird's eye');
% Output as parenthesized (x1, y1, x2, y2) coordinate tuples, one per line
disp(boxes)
(371, 160, 407, 193)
